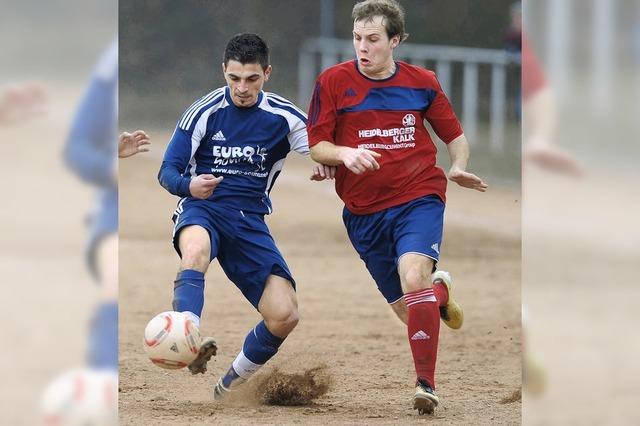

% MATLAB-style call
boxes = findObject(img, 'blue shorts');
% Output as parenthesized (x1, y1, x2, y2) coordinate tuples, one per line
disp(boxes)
(86, 190, 118, 281)
(342, 195, 445, 304)
(171, 198, 295, 310)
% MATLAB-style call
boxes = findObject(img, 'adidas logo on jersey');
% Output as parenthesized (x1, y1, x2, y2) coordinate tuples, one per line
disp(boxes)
(411, 330, 430, 340)
(431, 243, 439, 254)
(212, 130, 226, 141)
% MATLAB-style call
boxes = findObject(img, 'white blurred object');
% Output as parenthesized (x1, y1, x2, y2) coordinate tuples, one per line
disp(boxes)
(143, 311, 201, 369)
(40, 368, 117, 426)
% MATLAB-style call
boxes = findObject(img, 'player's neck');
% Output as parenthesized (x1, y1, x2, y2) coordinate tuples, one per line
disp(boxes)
(360, 60, 397, 80)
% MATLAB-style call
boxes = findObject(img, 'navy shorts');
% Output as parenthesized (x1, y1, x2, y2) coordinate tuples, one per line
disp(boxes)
(172, 198, 295, 310)
(342, 195, 445, 304)
(86, 191, 118, 281)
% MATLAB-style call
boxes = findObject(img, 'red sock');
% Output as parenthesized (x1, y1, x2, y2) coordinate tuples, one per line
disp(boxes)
(432, 281, 449, 307)
(404, 288, 441, 388)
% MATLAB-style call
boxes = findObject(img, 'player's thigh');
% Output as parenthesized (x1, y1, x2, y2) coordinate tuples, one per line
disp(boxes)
(177, 225, 211, 255)
(172, 201, 218, 262)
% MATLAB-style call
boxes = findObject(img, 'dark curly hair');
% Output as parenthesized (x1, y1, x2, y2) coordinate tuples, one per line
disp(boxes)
(223, 33, 270, 70)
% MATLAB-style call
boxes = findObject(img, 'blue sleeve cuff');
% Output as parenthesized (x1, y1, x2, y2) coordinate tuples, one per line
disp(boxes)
(178, 177, 192, 198)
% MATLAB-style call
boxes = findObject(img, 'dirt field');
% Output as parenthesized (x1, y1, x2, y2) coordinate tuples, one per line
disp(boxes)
(119, 133, 521, 425)
(1, 85, 99, 425)
(522, 169, 640, 425)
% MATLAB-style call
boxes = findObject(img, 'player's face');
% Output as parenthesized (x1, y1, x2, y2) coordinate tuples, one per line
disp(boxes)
(353, 16, 399, 78)
(222, 60, 271, 108)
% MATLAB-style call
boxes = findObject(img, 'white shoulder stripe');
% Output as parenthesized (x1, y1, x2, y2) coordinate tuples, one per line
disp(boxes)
(265, 92, 294, 105)
(179, 88, 225, 130)
(185, 87, 223, 118)
(265, 97, 307, 119)
(180, 88, 224, 129)
(180, 88, 222, 128)
(265, 92, 307, 117)
(179, 90, 221, 130)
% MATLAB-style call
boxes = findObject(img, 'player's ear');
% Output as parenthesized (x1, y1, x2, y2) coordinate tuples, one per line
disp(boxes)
(390, 36, 400, 49)
(221, 62, 226, 74)
(264, 65, 272, 81)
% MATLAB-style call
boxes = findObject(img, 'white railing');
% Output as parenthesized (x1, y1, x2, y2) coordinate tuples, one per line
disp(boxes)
(298, 37, 521, 154)
(527, 0, 617, 113)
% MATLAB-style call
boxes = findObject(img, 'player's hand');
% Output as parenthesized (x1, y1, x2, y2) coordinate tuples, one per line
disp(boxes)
(525, 143, 583, 177)
(448, 167, 488, 192)
(338, 147, 381, 175)
(0, 81, 48, 124)
(189, 174, 224, 199)
(310, 164, 336, 181)
(119, 130, 151, 158)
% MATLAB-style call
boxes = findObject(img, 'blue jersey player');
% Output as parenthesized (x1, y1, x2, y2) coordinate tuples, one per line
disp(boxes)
(64, 41, 119, 372)
(158, 33, 325, 400)
(65, 41, 151, 371)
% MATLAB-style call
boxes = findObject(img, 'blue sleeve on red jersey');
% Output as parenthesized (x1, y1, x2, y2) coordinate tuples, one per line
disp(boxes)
(157, 127, 193, 197)
(64, 76, 116, 187)
(307, 76, 338, 147)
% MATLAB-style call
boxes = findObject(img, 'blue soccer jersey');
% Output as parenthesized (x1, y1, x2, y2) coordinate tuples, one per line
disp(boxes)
(64, 41, 118, 278)
(158, 87, 309, 214)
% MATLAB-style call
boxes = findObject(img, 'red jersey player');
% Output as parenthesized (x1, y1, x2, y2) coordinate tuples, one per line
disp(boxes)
(522, 35, 583, 176)
(308, 0, 487, 415)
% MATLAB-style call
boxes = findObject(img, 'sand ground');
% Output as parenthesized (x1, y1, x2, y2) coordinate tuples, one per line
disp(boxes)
(119, 134, 521, 425)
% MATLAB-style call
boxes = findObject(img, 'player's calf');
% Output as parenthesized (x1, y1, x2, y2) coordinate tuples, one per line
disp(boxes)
(213, 320, 290, 401)
(214, 275, 298, 400)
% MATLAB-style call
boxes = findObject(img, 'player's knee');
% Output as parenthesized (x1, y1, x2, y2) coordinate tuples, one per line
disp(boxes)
(265, 306, 299, 337)
(402, 266, 432, 293)
(283, 310, 300, 333)
(180, 241, 209, 271)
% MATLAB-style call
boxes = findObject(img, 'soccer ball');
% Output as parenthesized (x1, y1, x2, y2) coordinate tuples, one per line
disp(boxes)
(40, 368, 118, 426)
(143, 311, 201, 369)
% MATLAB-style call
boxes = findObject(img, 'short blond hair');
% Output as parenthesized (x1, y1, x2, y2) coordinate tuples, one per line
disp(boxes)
(352, 0, 409, 42)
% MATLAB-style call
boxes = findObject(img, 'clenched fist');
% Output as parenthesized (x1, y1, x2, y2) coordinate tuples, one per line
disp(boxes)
(189, 174, 224, 199)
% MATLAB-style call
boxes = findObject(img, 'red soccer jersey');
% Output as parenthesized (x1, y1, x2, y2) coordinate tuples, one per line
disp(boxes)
(307, 60, 463, 214)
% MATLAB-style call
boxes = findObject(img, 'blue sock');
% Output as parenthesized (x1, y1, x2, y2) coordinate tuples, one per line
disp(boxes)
(172, 269, 205, 317)
(242, 320, 284, 365)
(86, 302, 118, 370)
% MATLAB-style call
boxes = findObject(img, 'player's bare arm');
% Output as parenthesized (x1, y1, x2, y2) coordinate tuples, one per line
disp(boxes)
(310, 140, 381, 175)
(119, 130, 151, 158)
(524, 87, 583, 176)
(0, 82, 48, 124)
(446, 134, 488, 192)
(189, 174, 224, 200)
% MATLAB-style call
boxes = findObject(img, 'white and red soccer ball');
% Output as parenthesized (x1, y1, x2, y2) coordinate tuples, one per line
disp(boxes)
(143, 311, 201, 369)
(40, 368, 118, 426)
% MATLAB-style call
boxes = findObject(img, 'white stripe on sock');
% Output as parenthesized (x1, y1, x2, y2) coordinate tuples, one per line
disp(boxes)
(232, 350, 263, 380)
